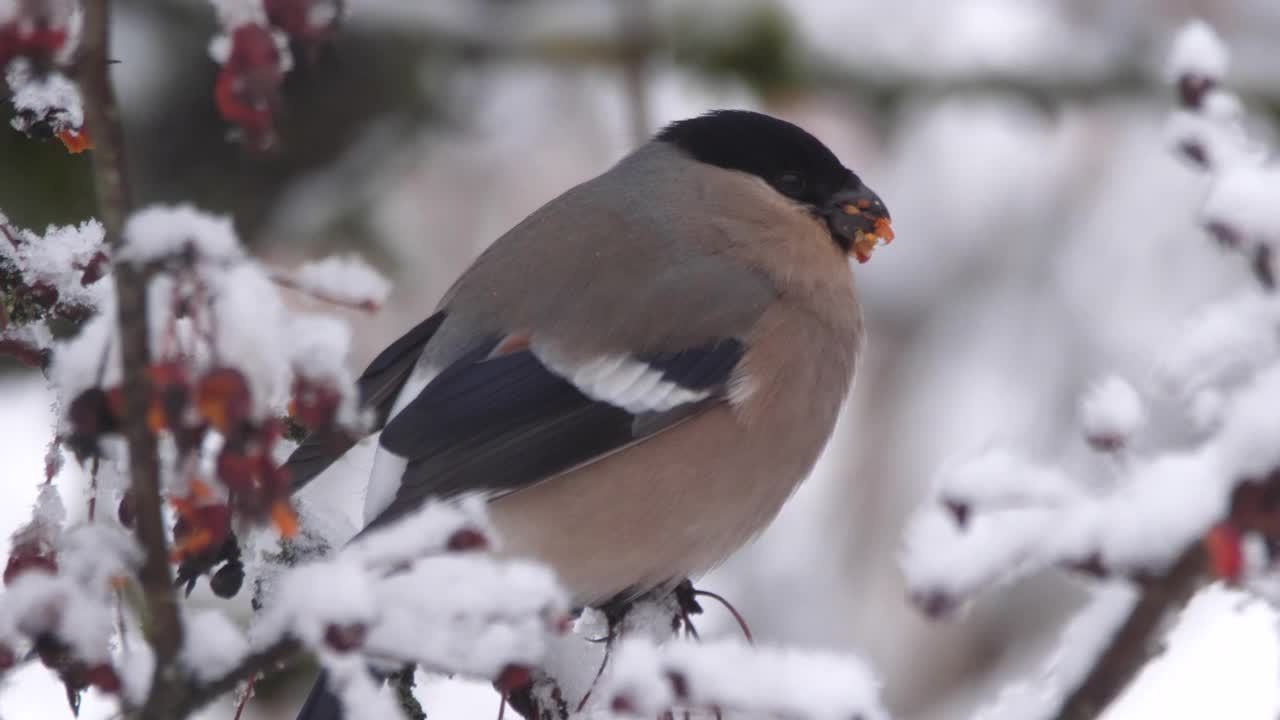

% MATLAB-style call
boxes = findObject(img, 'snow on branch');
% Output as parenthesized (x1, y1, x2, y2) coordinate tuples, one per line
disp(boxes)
(1164, 18, 1279, 287)
(249, 500, 568, 719)
(42, 204, 372, 593)
(1165, 20, 1228, 88)
(904, 19, 1280, 720)
(0, 486, 143, 712)
(1, 0, 90, 152)
(271, 253, 392, 312)
(604, 637, 887, 720)
(0, 210, 108, 365)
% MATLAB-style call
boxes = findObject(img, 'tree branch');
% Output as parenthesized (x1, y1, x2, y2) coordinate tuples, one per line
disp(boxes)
(175, 638, 302, 716)
(78, 1, 183, 717)
(1053, 545, 1209, 720)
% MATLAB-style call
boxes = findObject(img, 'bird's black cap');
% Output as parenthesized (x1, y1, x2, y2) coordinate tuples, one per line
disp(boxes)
(656, 109, 857, 209)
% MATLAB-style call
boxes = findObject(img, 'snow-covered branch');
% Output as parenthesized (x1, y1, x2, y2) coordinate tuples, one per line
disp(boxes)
(604, 638, 887, 720)
(903, 19, 1280, 720)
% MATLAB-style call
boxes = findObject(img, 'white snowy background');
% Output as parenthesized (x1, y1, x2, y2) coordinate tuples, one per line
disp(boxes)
(5, 0, 1280, 718)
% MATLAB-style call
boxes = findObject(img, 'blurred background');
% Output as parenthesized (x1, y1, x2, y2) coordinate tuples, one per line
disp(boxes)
(4, 0, 1280, 718)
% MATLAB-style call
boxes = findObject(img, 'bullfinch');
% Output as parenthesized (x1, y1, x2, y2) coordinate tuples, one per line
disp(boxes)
(289, 109, 892, 719)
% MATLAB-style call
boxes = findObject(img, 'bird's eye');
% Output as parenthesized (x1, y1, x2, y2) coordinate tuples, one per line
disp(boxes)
(776, 171, 806, 195)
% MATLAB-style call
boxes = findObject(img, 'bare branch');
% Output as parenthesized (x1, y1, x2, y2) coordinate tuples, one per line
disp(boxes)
(1053, 546, 1209, 720)
(78, 0, 183, 716)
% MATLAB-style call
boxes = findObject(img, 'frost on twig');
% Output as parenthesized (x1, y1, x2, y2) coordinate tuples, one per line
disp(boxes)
(603, 637, 887, 720)
(271, 253, 392, 312)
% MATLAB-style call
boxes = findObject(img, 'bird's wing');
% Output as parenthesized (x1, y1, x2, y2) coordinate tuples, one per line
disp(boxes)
(284, 312, 446, 491)
(367, 336, 747, 529)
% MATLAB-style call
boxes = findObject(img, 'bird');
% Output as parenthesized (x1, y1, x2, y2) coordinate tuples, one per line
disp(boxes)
(288, 109, 892, 719)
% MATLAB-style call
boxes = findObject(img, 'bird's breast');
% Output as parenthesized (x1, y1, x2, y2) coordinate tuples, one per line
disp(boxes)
(488, 300, 860, 606)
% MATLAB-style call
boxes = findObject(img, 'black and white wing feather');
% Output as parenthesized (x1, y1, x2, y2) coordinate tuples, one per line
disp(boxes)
(368, 337, 746, 528)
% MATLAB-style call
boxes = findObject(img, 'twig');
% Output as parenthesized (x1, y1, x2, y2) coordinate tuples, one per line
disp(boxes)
(1252, 244, 1275, 292)
(616, 0, 651, 147)
(692, 589, 754, 644)
(268, 272, 380, 313)
(392, 666, 427, 720)
(78, 1, 183, 716)
(232, 676, 255, 720)
(87, 455, 99, 522)
(175, 637, 302, 716)
(1052, 545, 1208, 720)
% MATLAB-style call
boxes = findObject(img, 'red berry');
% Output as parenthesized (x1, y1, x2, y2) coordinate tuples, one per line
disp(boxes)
(446, 528, 489, 553)
(117, 492, 136, 529)
(4, 541, 58, 586)
(323, 623, 366, 653)
(0, 643, 15, 671)
(195, 367, 252, 434)
(494, 665, 531, 693)
(85, 664, 120, 693)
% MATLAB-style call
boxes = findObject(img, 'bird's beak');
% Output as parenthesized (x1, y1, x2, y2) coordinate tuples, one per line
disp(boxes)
(824, 183, 894, 263)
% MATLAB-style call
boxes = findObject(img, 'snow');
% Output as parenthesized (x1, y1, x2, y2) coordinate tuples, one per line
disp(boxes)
(282, 254, 392, 310)
(58, 525, 141, 590)
(975, 584, 1136, 720)
(1079, 376, 1145, 447)
(288, 314, 360, 424)
(1201, 165, 1280, 242)
(118, 205, 243, 265)
(30, 482, 66, 530)
(208, 262, 292, 416)
(116, 639, 155, 709)
(614, 590, 682, 644)
(605, 637, 887, 720)
(114, 204, 368, 428)
(4, 218, 109, 309)
(307, 1, 341, 28)
(5, 62, 84, 133)
(901, 445, 1228, 608)
(904, 20, 1280, 677)
(207, 34, 232, 64)
(1212, 364, 1280, 481)
(1091, 451, 1225, 570)
(325, 654, 406, 720)
(342, 497, 490, 568)
(1163, 108, 1259, 171)
(48, 305, 120, 416)
(255, 557, 375, 649)
(208, 0, 266, 29)
(0, 523, 138, 670)
(932, 447, 1081, 512)
(1154, 293, 1280, 426)
(1166, 19, 1229, 81)
(366, 554, 565, 677)
(181, 610, 249, 684)
(252, 499, 565, 686)
(2, 572, 111, 663)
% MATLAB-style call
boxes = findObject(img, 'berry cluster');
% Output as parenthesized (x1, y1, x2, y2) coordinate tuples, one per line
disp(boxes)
(1, 0, 90, 152)
(211, 0, 342, 149)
